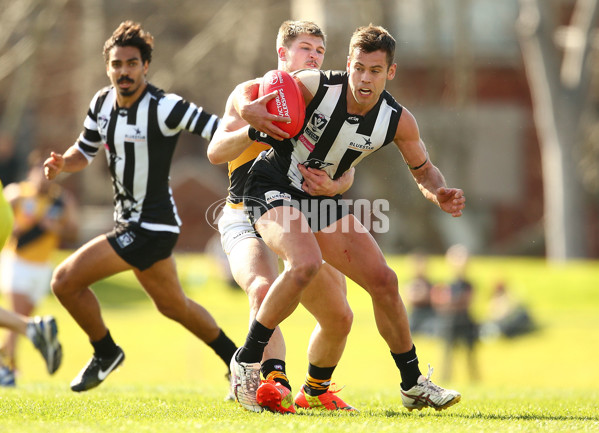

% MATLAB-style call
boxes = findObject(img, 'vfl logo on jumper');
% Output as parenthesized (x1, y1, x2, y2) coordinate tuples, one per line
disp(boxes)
(304, 112, 328, 142)
(349, 136, 374, 151)
(265, 190, 292, 204)
(116, 231, 135, 248)
(125, 126, 146, 142)
(98, 114, 109, 143)
(310, 112, 328, 130)
(302, 159, 333, 170)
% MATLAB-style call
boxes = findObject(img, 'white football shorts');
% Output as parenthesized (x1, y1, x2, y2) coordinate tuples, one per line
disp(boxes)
(0, 252, 52, 305)
(218, 205, 259, 255)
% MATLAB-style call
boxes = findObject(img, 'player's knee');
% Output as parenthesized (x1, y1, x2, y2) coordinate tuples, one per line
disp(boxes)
(288, 258, 321, 289)
(367, 266, 399, 301)
(318, 304, 353, 337)
(335, 306, 353, 336)
(155, 295, 187, 321)
(50, 265, 71, 298)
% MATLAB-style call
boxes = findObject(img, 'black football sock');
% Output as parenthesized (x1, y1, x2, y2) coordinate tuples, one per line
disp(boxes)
(207, 329, 238, 371)
(392, 344, 423, 390)
(303, 364, 336, 396)
(91, 330, 120, 358)
(236, 319, 274, 364)
(262, 359, 291, 391)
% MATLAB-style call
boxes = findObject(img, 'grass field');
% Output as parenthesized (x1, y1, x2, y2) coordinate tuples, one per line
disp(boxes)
(1, 253, 598, 432)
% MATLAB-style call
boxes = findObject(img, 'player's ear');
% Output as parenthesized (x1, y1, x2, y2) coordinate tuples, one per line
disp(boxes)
(278, 47, 287, 62)
(346, 56, 351, 72)
(387, 63, 397, 80)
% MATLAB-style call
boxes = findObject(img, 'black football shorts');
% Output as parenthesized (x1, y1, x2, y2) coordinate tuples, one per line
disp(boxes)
(106, 222, 178, 271)
(243, 158, 348, 232)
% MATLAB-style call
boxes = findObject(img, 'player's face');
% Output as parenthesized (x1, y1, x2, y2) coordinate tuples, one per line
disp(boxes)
(106, 45, 148, 104)
(346, 49, 396, 114)
(280, 34, 326, 72)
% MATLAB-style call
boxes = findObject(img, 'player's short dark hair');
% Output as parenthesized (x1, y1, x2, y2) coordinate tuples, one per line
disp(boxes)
(276, 20, 326, 50)
(103, 21, 154, 64)
(349, 24, 396, 68)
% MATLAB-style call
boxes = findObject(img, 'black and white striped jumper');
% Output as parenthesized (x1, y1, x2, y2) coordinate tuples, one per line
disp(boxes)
(261, 70, 403, 192)
(75, 83, 219, 233)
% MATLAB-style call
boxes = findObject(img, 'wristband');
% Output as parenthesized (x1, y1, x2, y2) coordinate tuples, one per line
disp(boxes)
(248, 127, 258, 141)
(407, 154, 428, 170)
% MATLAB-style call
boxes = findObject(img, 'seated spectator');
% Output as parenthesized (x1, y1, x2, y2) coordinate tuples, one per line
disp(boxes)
(480, 280, 536, 340)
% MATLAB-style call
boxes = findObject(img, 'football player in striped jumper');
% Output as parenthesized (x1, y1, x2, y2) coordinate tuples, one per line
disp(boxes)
(43, 21, 237, 392)
(209, 20, 356, 413)
(230, 24, 465, 412)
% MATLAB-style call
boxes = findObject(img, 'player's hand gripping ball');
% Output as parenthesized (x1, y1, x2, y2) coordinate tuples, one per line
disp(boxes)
(259, 70, 306, 137)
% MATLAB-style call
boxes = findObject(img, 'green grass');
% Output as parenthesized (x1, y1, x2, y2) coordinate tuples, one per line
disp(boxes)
(1, 253, 598, 432)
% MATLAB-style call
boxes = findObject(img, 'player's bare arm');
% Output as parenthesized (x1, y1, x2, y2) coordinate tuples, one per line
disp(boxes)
(394, 108, 466, 217)
(43, 146, 89, 180)
(207, 90, 255, 165)
(298, 165, 355, 196)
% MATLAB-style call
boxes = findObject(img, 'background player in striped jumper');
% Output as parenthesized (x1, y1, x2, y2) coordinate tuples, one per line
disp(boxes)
(208, 20, 356, 413)
(0, 181, 62, 386)
(0, 150, 77, 383)
(230, 24, 465, 412)
(43, 21, 237, 392)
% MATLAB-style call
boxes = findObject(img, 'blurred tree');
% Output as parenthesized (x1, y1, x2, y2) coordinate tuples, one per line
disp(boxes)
(517, 0, 597, 260)
(0, 0, 69, 183)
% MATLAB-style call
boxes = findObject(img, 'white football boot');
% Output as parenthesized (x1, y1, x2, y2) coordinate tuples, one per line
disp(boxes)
(229, 348, 263, 412)
(401, 365, 461, 411)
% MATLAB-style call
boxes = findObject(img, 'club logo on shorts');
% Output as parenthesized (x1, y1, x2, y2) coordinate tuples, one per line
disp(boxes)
(116, 231, 135, 248)
(265, 190, 291, 204)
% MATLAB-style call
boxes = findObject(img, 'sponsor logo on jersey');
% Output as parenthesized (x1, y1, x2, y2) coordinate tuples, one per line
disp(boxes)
(298, 134, 315, 152)
(125, 126, 146, 142)
(265, 190, 292, 204)
(348, 136, 374, 151)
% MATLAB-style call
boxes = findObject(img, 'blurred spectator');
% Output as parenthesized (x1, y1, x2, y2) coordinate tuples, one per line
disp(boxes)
(431, 244, 479, 382)
(0, 135, 19, 185)
(404, 252, 437, 336)
(0, 150, 78, 379)
(480, 280, 536, 340)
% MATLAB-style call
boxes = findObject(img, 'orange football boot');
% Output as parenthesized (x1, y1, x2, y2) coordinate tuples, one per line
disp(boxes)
(256, 380, 296, 414)
(294, 385, 357, 411)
